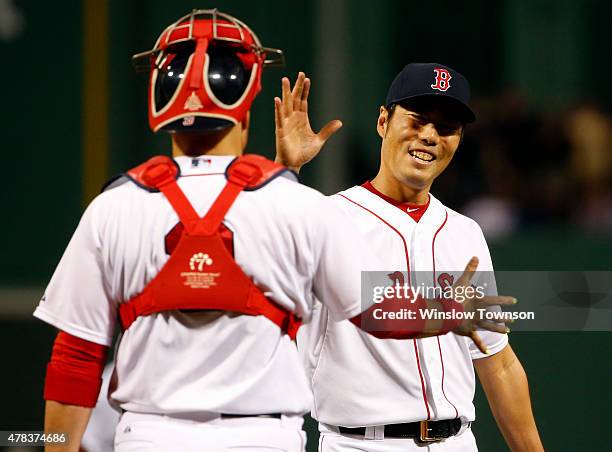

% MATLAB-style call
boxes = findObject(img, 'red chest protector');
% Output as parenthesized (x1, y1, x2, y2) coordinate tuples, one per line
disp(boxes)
(117, 154, 302, 339)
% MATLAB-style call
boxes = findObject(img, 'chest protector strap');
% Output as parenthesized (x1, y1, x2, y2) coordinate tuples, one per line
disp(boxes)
(118, 155, 302, 339)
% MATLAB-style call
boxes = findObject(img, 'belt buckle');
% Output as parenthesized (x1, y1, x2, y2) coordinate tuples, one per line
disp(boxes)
(419, 421, 443, 442)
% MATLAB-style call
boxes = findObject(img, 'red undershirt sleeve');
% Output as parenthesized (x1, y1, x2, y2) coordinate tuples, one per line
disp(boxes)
(44, 331, 109, 407)
(350, 294, 465, 339)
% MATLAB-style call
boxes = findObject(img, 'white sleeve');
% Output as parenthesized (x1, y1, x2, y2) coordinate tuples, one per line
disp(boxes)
(468, 221, 508, 360)
(310, 197, 376, 321)
(33, 197, 116, 346)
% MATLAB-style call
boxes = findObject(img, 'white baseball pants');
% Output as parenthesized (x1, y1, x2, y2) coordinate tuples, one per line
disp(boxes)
(114, 411, 306, 452)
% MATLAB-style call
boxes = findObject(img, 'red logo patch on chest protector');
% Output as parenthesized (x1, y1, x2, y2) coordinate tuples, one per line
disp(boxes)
(431, 68, 452, 92)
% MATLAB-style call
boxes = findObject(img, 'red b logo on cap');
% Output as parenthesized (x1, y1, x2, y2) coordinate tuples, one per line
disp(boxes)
(431, 68, 452, 92)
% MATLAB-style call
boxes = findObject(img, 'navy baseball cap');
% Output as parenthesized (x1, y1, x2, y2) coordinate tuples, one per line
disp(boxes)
(385, 63, 476, 123)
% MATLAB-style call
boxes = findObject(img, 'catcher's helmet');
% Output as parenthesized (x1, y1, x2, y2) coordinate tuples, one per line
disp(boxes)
(132, 9, 285, 133)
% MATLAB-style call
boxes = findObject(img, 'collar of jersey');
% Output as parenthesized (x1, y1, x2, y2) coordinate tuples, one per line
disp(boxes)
(361, 181, 430, 209)
(360, 180, 431, 222)
(342, 185, 446, 230)
(173, 155, 236, 176)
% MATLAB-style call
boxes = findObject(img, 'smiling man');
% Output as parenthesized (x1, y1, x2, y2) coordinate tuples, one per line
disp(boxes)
(371, 65, 472, 206)
(275, 63, 544, 451)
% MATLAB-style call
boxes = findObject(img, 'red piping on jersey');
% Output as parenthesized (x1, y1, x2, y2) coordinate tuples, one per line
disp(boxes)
(411, 340, 430, 420)
(436, 337, 458, 418)
(432, 211, 459, 419)
(431, 211, 448, 288)
(338, 193, 432, 420)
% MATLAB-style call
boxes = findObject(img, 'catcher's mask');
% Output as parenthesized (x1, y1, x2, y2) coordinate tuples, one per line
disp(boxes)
(132, 9, 285, 133)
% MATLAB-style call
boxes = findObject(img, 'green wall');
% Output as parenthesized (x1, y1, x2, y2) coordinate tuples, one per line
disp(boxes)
(1, 0, 83, 285)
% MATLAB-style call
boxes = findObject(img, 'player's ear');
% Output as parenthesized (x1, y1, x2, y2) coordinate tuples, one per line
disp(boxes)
(377, 106, 388, 139)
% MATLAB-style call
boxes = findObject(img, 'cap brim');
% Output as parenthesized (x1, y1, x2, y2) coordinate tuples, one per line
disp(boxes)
(388, 93, 476, 123)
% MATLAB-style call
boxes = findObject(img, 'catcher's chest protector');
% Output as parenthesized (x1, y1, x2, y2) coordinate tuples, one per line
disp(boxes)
(118, 155, 301, 339)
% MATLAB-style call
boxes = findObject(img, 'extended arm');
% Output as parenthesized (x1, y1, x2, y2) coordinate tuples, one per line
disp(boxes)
(351, 256, 514, 354)
(474, 344, 544, 451)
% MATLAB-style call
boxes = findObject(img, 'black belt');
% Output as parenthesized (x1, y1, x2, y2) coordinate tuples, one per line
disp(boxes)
(221, 413, 282, 419)
(338, 419, 463, 442)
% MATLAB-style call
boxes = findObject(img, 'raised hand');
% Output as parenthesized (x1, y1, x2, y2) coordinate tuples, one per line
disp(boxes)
(274, 72, 343, 173)
(451, 256, 517, 354)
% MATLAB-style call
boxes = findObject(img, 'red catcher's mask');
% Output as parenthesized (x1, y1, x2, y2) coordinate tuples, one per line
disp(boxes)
(132, 9, 285, 133)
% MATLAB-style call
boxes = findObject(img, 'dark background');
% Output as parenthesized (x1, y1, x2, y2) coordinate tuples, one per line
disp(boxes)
(1, 0, 611, 450)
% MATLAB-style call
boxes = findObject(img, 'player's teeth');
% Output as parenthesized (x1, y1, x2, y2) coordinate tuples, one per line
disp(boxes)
(410, 151, 433, 162)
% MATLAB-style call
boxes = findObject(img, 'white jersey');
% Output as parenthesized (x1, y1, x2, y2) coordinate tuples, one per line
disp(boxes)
(34, 156, 371, 416)
(299, 185, 508, 427)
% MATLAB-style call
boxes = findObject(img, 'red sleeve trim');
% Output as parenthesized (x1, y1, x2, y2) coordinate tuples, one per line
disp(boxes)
(44, 331, 109, 407)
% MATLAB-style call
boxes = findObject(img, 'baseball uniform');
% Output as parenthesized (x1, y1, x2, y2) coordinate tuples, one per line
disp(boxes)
(298, 183, 507, 451)
(34, 155, 375, 451)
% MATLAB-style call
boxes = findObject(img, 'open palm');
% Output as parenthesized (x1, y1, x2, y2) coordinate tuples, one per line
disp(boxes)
(274, 72, 343, 172)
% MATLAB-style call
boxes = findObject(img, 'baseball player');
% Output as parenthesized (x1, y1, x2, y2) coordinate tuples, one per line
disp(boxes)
(33, 11, 509, 452)
(275, 65, 544, 451)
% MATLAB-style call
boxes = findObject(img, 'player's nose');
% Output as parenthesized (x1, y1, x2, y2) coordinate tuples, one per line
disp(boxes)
(417, 122, 439, 146)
